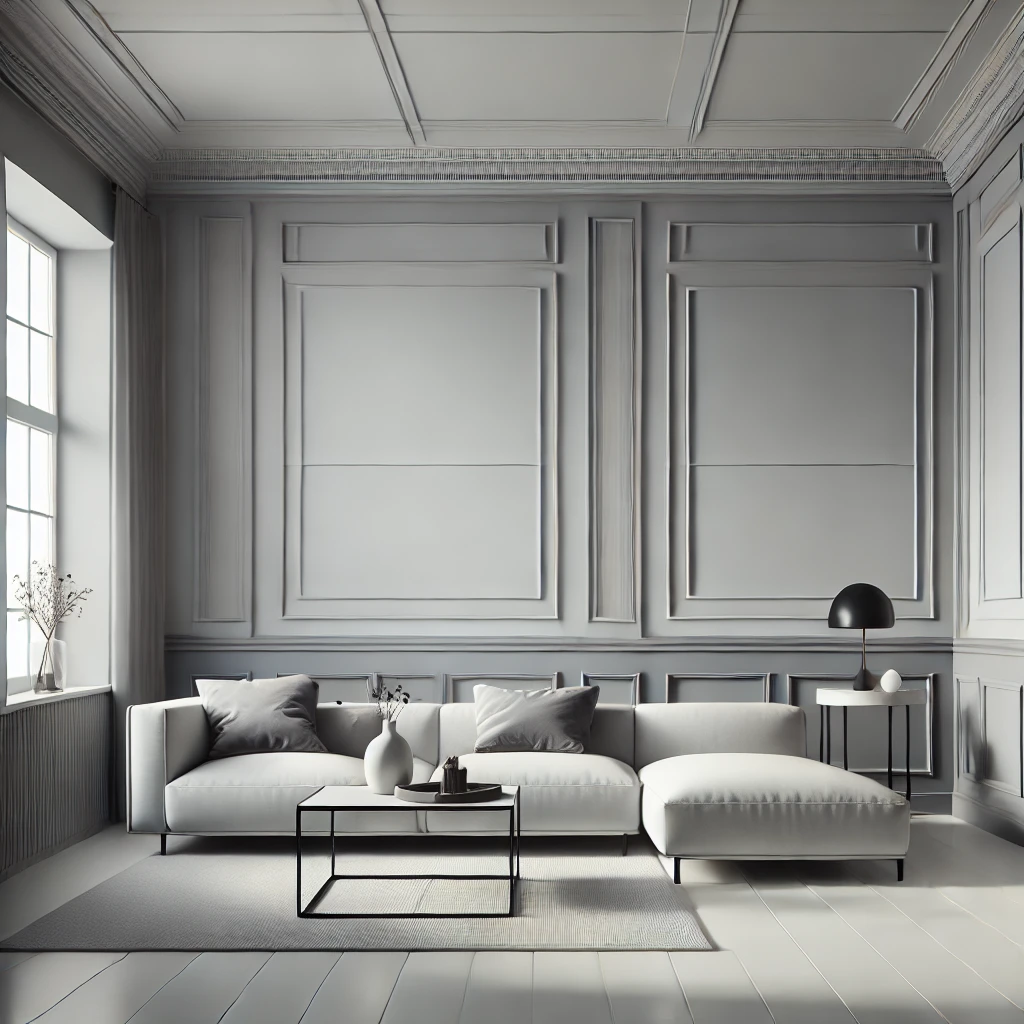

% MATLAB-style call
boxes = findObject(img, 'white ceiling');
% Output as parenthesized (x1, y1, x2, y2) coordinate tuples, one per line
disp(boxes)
(19, 0, 1011, 155)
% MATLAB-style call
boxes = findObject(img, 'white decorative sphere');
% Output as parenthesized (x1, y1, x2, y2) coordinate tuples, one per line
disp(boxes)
(880, 669, 902, 693)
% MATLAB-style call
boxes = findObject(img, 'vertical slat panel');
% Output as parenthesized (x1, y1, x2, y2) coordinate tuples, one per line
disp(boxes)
(194, 214, 251, 624)
(0, 693, 112, 879)
(589, 217, 637, 622)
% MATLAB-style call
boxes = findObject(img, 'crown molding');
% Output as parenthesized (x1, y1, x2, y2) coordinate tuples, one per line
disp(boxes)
(929, 4, 1024, 189)
(165, 633, 953, 656)
(148, 146, 949, 194)
(0, 0, 156, 200)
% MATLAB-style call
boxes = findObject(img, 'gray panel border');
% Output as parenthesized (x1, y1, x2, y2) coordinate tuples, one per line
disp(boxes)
(580, 672, 640, 706)
(444, 672, 561, 703)
(664, 672, 772, 704)
(978, 677, 1024, 796)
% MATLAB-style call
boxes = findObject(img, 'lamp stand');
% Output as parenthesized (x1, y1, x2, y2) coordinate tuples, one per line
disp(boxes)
(853, 627, 872, 691)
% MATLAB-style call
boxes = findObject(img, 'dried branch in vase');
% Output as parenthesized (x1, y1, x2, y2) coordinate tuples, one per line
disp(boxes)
(367, 679, 412, 721)
(12, 562, 92, 691)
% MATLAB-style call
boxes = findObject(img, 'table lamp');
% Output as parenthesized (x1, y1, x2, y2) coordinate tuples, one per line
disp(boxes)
(827, 583, 894, 691)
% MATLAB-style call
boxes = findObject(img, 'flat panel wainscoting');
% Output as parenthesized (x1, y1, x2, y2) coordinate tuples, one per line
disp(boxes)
(0, 692, 113, 880)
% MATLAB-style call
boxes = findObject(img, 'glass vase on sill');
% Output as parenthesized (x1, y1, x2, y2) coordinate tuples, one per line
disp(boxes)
(31, 638, 67, 693)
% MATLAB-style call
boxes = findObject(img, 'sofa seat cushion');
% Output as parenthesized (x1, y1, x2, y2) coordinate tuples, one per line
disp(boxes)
(425, 752, 640, 834)
(640, 753, 909, 859)
(165, 752, 432, 834)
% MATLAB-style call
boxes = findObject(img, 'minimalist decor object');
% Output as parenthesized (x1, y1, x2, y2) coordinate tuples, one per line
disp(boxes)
(364, 680, 414, 794)
(816, 686, 927, 799)
(196, 675, 327, 758)
(440, 755, 468, 795)
(880, 669, 903, 693)
(473, 682, 600, 753)
(12, 562, 92, 693)
(395, 781, 503, 804)
(827, 582, 895, 691)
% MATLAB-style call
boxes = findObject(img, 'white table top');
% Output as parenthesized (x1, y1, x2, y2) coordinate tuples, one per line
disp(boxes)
(816, 688, 927, 707)
(299, 784, 518, 811)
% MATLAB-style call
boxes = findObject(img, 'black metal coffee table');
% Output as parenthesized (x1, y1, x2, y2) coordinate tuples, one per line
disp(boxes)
(295, 784, 521, 918)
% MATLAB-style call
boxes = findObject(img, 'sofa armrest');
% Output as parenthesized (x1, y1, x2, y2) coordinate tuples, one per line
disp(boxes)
(126, 697, 210, 833)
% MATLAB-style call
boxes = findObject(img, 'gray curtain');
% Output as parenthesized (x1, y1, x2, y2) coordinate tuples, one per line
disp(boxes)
(111, 187, 165, 818)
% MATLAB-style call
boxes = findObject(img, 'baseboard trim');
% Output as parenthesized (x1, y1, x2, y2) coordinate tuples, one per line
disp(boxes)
(953, 792, 1024, 847)
(0, 819, 110, 884)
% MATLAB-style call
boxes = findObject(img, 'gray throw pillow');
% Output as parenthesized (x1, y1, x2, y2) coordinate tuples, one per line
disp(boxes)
(196, 675, 328, 759)
(473, 683, 600, 754)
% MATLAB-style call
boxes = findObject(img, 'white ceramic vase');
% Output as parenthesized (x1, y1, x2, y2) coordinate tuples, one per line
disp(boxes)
(880, 669, 903, 693)
(364, 718, 413, 794)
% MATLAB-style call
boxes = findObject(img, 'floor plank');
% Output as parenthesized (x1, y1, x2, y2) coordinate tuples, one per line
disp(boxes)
(125, 952, 271, 1024)
(0, 953, 125, 1024)
(743, 863, 944, 1024)
(31, 953, 197, 1024)
(219, 952, 340, 1024)
(379, 952, 475, 1024)
(675, 859, 857, 1024)
(458, 951, 532, 1024)
(803, 867, 1024, 1024)
(669, 951, 772, 1024)
(533, 952, 614, 1024)
(300, 952, 408, 1024)
(848, 857, 1024, 1011)
(598, 951, 694, 1024)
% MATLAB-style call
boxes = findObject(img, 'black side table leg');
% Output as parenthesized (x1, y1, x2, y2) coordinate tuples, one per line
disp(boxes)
(843, 707, 848, 771)
(819, 706, 824, 762)
(887, 706, 893, 792)
(826, 706, 831, 765)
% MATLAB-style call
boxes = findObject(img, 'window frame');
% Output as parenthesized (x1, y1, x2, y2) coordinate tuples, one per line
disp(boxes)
(6, 216, 58, 696)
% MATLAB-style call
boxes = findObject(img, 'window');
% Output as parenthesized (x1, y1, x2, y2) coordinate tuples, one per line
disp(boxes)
(6, 220, 56, 695)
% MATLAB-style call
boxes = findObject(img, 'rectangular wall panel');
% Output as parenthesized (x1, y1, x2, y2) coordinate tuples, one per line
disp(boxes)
(301, 465, 541, 600)
(981, 219, 1023, 601)
(283, 221, 557, 263)
(589, 218, 637, 622)
(194, 215, 251, 623)
(981, 681, 1022, 794)
(445, 673, 559, 703)
(665, 673, 771, 703)
(684, 464, 916, 600)
(668, 222, 933, 263)
(980, 152, 1021, 231)
(581, 673, 639, 705)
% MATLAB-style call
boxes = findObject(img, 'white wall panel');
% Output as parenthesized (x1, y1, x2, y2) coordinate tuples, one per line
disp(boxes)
(682, 464, 917, 601)
(297, 284, 540, 466)
(283, 221, 557, 263)
(300, 464, 541, 600)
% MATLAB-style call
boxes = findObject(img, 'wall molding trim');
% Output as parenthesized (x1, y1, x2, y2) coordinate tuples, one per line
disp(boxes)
(929, 4, 1024, 189)
(0, 0, 154, 200)
(147, 147, 949, 193)
(165, 633, 954, 655)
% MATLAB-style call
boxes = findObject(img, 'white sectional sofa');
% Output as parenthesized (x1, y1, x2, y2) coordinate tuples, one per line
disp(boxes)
(127, 698, 910, 877)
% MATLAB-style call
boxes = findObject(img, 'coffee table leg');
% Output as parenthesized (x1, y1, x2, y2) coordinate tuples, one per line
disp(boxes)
(843, 707, 848, 771)
(516, 790, 521, 881)
(295, 805, 303, 917)
(331, 811, 336, 879)
(508, 805, 515, 916)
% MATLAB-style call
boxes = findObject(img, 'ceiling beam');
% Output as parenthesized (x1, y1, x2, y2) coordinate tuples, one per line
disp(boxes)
(895, 0, 998, 133)
(689, 0, 739, 142)
(357, 0, 425, 146)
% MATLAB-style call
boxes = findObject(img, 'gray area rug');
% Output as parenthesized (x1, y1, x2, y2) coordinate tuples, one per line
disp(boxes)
(3, 836, 711, 952)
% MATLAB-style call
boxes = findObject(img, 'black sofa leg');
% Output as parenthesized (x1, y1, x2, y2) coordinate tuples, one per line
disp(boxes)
(896, 858, 904, 882)
(621, 834, 628, 857)
(673, 857, 681, 884)
(160, 833, 167, 856)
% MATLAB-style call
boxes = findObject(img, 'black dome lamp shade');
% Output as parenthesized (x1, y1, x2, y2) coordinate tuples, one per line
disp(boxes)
(828, 583, 895, 691)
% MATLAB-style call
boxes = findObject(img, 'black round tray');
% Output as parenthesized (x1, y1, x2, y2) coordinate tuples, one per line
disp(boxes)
(394, 782, 504, 804)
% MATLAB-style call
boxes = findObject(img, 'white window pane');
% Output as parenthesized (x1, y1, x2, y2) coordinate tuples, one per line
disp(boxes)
(6, 320, 29, 404)
(6, 420, 28, 510)
(7, 610, 27, 688)
(29, 513, 51, 572)
(29, 429, 51, 514)
(6, 509, 28, 606)
(29, 246, 51, 333)
(29, 330, 52, 412)
(6, 232, 28, 325)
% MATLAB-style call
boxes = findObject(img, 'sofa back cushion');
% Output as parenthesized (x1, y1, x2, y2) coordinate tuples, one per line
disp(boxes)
(315, 702, 439, 766)
(634, 702, 805, 769)
(439, 702, 634, 765)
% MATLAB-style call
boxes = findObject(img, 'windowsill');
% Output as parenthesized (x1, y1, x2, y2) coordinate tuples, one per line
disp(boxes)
(2, 683, 111, 714)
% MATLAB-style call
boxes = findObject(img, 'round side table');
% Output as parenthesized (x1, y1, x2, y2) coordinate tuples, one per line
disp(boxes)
(815, 688, 927, 798)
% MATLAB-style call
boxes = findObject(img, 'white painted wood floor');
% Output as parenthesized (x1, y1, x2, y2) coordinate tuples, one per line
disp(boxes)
(2, 815, 1024, 1023)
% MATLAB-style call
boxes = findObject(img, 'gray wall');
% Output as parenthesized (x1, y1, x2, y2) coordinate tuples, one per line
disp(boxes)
(953, 117, 1024, 839)
(160, 194, 955, 802)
